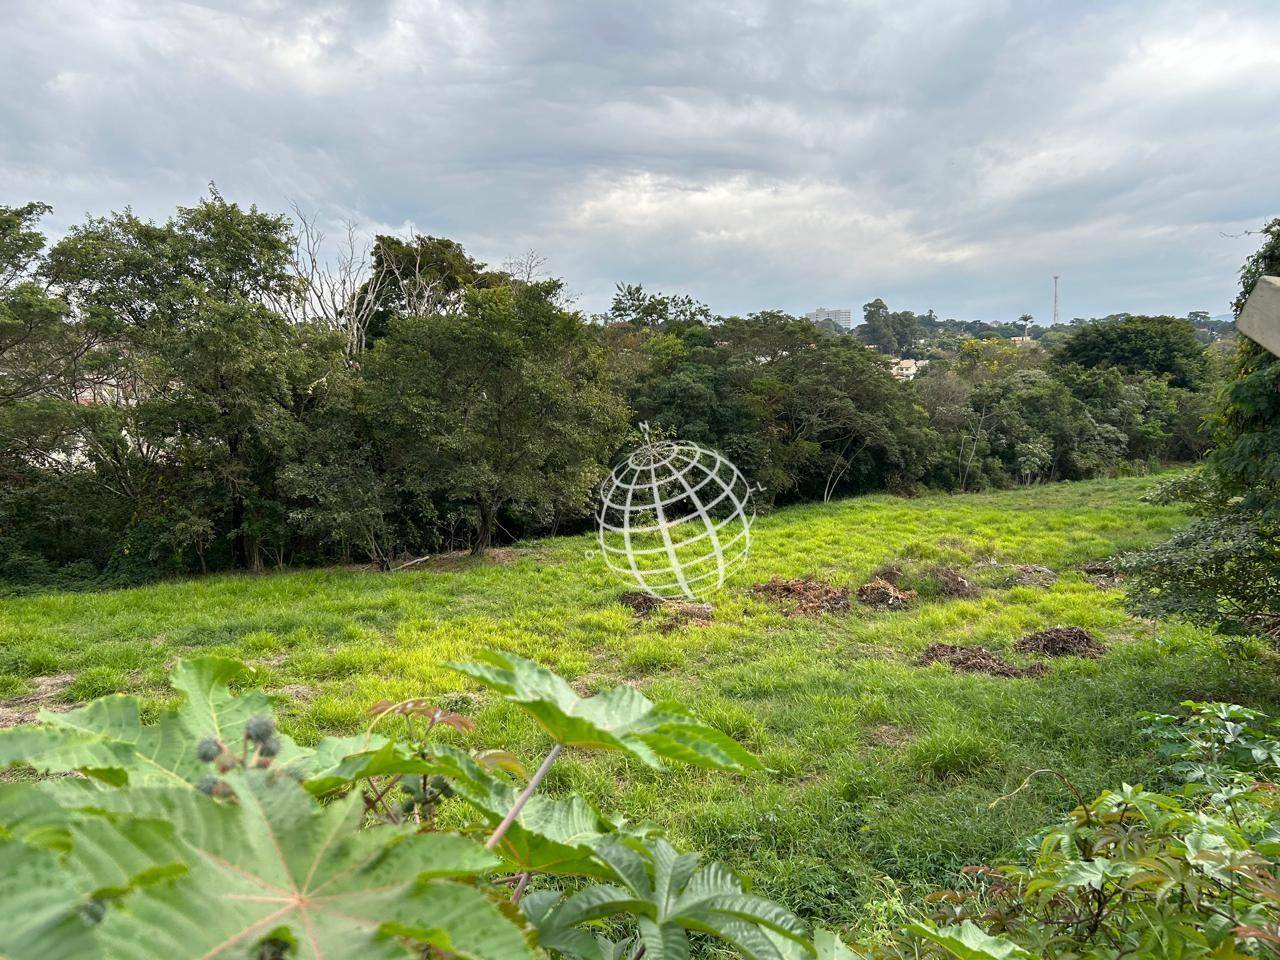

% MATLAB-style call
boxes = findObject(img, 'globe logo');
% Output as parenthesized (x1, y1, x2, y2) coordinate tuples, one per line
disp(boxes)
(597, 428, 755, 600)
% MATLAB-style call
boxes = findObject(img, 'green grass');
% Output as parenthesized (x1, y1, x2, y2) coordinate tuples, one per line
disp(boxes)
(3, 474, 1278, 936)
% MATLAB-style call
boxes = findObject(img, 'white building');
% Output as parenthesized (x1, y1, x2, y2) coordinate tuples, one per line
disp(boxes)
(890, 358, 929, 381)
(805, 307, 853, 331)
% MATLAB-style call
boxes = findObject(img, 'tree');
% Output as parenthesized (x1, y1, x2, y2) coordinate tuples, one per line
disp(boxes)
(857, 298, 921, 355)
(1055, 314, 1208, 388)
(39, 190, 320, 571)
(365, 279, 629, 554)
(604, 283, 712, 328)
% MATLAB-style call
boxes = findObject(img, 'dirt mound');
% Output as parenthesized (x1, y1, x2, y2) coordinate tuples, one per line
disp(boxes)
(871, 564, 905, 585)
(1009, 563, 1056, 586)
(856, 578, 917, 609)
(1082, 560, 1122, 587)
(1015, 626, 1106, 658)
(927, 566, 980, 599)
(619, 592, 713, 631)
(918, 644, 1045, 679)
(753, 577, 852, 617)
(619, 591, 663, 616)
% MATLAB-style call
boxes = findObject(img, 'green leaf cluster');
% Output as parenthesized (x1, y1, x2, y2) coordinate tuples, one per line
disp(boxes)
(0, 652, 819, 960)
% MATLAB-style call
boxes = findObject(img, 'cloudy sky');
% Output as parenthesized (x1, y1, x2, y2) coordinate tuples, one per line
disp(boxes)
(4, 0, 1278, 322)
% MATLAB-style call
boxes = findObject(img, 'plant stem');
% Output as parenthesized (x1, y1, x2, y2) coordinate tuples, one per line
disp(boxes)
(511, 872, 531, 903)
(485, 743, 563, 850)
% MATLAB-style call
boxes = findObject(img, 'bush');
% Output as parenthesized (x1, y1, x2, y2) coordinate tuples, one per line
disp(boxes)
(859, 701, 1280, 958)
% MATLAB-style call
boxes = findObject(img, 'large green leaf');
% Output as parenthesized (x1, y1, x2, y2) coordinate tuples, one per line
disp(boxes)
(527, 838, 810, 960)
(905, 921, 1034, 960)
(0, 837, 102, 960)
(0, 658, 309, 786)
(447, 652, 762, 772)
(61, 769, 534, 960)
(301, 735, 437, 797)
(433, 744, 613, 876)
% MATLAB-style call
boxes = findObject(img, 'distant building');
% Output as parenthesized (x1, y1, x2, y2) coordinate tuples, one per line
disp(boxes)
(805, 307, 853, 331)
(890, 358, 928, 381)
(1009, 336, 1035, 347)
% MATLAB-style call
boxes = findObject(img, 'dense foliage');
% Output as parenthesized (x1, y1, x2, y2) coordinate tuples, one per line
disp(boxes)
(1119, 219, 1280, 637)
(861, 701, 1280, 958)
(0, 194, 1226, 586)
(4, 657, 1278, 958)
(0, 652, 827, 960)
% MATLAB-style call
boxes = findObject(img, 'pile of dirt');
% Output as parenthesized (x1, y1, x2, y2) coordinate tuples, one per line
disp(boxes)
(1015, 626, 1106, 658)
(1082, 560, 1122, 587)
(927, 565, 981, 599)
(753, 577, 852, 617)
(918, 644, 1045, 679)
(856, 578, 917, 609)
(871, 564, 905, 585)
(619, 591, 664, 616)
(1009, 563, 1057, 586)
(0, 673, 75, 729)
(619, 592, 713, 631)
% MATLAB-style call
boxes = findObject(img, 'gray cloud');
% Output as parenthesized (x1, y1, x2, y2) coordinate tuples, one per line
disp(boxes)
(4, 0, 1278, 321)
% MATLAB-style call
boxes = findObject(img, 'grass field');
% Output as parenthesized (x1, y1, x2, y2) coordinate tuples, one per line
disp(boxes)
(3, 474, 1278, 936)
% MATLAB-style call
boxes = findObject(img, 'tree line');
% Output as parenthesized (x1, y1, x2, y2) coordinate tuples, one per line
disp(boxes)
(0, 193, 1227, 587)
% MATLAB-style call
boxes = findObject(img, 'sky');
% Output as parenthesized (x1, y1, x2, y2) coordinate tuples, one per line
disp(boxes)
(4, 0, 1279, 323)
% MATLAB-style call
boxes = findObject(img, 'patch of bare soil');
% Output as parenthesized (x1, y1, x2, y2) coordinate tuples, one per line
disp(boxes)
(0, 673, 75, 728)
(270, 683, 318, 705)
(619, 592, 714, 631)
(1082, 560, 1122, 587)
(753, 577, 852, 617)
(1009, 563, 1057, 586)
(1015, 626, 1107, 658)
(856, 578, 917, 609)
(868, 724, 913, 747)
(918, 644, 1046, 679)
(388, 546, 537, 573)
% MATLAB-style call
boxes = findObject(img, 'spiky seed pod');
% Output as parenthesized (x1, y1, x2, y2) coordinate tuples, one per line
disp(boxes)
(196, 736, 223, 763)
(79, 899, 107, 925)
(244, 714, 276, 744)
(258, 733, 281, 758)
(429, 775, 454, 799)
(197, 775, 220, 796)
(400, 796, 417, 814)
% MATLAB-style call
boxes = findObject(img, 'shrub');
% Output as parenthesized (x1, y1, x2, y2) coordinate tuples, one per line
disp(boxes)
(860, 701, 1280, 958)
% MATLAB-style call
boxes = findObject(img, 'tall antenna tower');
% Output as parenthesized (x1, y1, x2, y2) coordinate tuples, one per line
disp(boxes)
(1052, 274, 1060, 326)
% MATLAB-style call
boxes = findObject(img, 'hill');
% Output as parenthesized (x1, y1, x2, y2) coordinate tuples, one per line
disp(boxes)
(2, 473, 1276, 935)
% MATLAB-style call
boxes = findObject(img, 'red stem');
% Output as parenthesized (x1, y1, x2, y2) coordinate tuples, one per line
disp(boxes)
(485, 743, 563, 850)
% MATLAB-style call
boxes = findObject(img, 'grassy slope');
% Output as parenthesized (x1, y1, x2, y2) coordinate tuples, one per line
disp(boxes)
(3, 474, 1278, 934)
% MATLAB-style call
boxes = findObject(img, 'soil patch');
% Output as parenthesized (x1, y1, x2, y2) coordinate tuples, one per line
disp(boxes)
(270, 683, 318, 705)
(619, 592, 714, 631)
(927, 566, 980, 599)
(867, 724, 913, 748)
(753, 577, 852, 617)
(1082, 560, 1122, 587)
(856, 578, 917, 609)
(918, 644, 1045, 679)
(1015, 626, 1106, 658)
(0, 673, 75, 729)
(1009, 563, 1056, 586)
